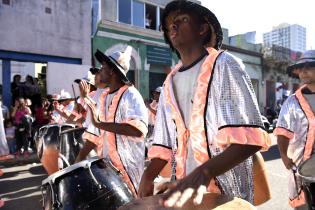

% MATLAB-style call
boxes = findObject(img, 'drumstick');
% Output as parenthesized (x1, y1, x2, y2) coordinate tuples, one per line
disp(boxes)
(72, 84, 80, 114)
(72, 84, 77, 101)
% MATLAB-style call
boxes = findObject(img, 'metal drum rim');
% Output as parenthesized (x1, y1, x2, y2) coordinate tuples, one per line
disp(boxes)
(297, 172, 315, 182)
(42, 157, 101, 185)
(39, 123, 76, 130)
(297, 157, 315, 183)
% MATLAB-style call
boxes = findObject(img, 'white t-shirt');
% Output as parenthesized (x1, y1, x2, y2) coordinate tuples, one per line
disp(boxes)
(172, 52, 208, 175)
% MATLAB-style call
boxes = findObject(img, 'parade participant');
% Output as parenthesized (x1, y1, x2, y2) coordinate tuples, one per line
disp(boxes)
(145, 86, 161, 153)
(146, 86, 172, 183)
(138, 0, 270, 208)
(49, 94, 61, 123)
(84, 47, 148, 196)
(66, 71, 97, 126)
(52, 90, 76, 124)
(274, 50, 315, 209)
(146, 86, 162, 128)
(75, 68, 107, 161)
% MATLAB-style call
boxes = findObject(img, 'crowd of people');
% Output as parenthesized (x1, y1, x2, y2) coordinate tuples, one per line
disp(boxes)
(1, 0, 315, 209)
(1, 74, 63, 159)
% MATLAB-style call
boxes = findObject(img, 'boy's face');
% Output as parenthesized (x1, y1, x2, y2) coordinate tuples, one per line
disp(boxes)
(94, 72, 101, 87)
(297, 66, 315, 85)
(100, 62, 113, 84)
(165, 11, 202, 50)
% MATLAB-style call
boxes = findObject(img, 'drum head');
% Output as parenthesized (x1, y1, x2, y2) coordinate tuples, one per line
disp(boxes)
(118, 193, 255, 210)
(298, 155, 315, 182)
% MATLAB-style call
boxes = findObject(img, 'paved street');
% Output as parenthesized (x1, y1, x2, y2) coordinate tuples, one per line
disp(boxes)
(0, 137, 292, 210)
(258, 144, 291, 210)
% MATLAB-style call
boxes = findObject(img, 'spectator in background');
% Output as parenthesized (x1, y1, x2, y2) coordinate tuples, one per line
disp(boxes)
(34, 99, 50, 129)
(145, 13, 152, 29)
(31, 77, 42, 110)
(5, 119, 16, 155)
(11, 98, 32, 159)
(11, 74, 22, 104)
(23, 75, 35, 98)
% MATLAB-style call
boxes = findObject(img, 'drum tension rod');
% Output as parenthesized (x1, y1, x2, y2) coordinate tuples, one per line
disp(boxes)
(49, 182, 62, 209)
(85, 162, 104, 190)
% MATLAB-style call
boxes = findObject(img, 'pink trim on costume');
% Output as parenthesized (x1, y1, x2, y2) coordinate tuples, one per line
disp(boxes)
(148, 145, 172, 162)
(289, 191, 306, 208)
(189, 48, 220, 165)
(105, 85, 137, 196)
(164, 63, 187, 179)
(273, 127, 294, 140)
(296, 86, 315, 161)
(98, 88, 110, 122)
(216, 127, 271, 151)
(162, 47, 222, 193)
(148, 100, 158, 125)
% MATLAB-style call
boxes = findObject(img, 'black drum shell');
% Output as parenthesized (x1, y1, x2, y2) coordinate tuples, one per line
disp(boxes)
(42, 159, 134, 210)
(35, 124, 86, 173)
(35, 124, 75, 160)
(298, 155, 315, 209)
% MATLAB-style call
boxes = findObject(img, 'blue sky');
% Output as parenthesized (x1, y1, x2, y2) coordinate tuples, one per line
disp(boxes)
(200, 0, 314, 50)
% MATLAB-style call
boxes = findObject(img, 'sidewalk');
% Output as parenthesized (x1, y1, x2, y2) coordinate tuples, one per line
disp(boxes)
(0, 154, 47, 210)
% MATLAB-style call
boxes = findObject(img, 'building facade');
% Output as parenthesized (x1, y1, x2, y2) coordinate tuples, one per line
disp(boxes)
(263, 23, 306, 52)
(92, 0, 188, 99)
(0, 0, 92, 107)
(262, 45, 300, 112)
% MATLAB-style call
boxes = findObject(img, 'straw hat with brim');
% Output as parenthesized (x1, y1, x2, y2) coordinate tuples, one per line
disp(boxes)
(95, 48, 132, 83)
(74, 71, 95, 86)
(287, 50, 315, 77)
(58, 90, 73, 102)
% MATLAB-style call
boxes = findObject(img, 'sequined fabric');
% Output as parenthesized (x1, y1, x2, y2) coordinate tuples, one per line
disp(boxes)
(275, 94, 309, 201)
(112, 86, 148, 192)
(151, 51, 268, 203)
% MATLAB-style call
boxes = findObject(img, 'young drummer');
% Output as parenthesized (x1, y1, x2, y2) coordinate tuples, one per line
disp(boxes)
(138, 1, 270, 208)
(275, 50, 315, 209)
(85, 47, 148, 196)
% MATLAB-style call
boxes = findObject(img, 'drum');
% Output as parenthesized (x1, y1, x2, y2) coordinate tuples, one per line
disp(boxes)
(118, 193, 256, 210)
(41, 158, 134, 210)
(297, 155, 315, 210)
(34, 124, 86, 175)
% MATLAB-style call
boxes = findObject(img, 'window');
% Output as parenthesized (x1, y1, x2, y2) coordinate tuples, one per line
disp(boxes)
(159, 7, 164, 31)
(133, 1, 144, 27)
(45, 7, 52, 14)
(119, 0, 132, 24)
(145, 4, 156, 30)
(118, 0, 163, 31)
(149, 72, 167, 95)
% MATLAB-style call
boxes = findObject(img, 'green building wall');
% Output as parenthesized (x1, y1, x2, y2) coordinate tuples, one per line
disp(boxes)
(92, 26, 178, 99)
